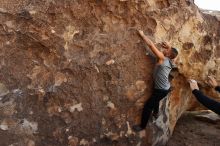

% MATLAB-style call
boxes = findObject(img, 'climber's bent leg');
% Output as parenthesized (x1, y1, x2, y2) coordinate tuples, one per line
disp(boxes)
(140, 89, 170, 128)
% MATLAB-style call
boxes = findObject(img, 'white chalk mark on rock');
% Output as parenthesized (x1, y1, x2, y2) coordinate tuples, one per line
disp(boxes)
(126, 121, 133, 136)
(106, 59, 115, 65)
(79, 139, 89, 146)
(107, 101, 115, 109)
(0, 124, 8, 130)
(70, 103, 83, 112)
(94, 65, 100, 73)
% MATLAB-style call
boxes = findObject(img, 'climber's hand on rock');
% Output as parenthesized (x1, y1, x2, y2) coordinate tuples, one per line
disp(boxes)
(208, 76, 218, 88)
(138, 30, 145, 37)
(188, 79, 199, 90)
(162, 42, 171, 50)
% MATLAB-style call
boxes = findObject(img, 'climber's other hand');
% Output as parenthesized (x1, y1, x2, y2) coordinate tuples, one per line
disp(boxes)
(188, 79, 199, 91)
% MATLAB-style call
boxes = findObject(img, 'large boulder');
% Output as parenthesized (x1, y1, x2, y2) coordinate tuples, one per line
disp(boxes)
(0, 0, 219, 146)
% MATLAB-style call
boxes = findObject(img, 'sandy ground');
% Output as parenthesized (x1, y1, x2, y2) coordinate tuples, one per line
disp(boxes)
(167, 112, 220, 146)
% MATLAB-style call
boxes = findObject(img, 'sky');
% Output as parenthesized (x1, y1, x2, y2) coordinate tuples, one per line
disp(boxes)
(194, 0, 220, 11)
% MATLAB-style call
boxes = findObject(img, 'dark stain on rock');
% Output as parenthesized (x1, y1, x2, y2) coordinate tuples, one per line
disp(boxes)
(182, 42, 194, 50)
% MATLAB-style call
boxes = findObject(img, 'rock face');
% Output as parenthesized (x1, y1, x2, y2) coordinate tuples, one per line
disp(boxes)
(0, 0, 219, 146)
(167, 111, 220, 146)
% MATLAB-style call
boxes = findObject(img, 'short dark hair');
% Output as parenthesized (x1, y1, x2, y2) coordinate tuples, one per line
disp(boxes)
(171, 47, 178, 59)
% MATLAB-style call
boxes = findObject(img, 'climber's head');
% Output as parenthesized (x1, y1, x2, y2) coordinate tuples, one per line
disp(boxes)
(163, 47, 178, 59)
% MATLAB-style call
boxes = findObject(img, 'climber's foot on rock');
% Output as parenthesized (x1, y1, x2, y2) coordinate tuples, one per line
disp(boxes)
(132, 125, 144, 132)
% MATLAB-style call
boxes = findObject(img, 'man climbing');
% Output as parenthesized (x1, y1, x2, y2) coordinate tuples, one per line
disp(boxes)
(133, 30, 178, 132)
(189, 76, 220, 115)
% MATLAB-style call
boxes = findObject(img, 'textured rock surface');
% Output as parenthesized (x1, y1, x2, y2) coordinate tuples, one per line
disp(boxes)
(0, 0, 219, 146)
(167, 111, 220, 146)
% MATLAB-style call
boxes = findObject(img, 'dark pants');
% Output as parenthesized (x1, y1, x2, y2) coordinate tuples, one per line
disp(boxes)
(140, 88, 170, 129)
(192, 89, 220, 115)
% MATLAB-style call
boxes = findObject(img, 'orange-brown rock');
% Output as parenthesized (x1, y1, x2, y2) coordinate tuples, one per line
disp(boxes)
(0, 0, 219, 146)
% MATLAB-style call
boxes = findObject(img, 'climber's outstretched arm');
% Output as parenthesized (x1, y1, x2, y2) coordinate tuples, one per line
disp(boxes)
(189, 79, 220, 115)
(138, 30, 165, 63)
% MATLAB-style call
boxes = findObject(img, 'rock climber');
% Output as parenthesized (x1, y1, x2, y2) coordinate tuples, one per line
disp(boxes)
(189, 76, 220, 115)
(133, 30, 178, 132)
